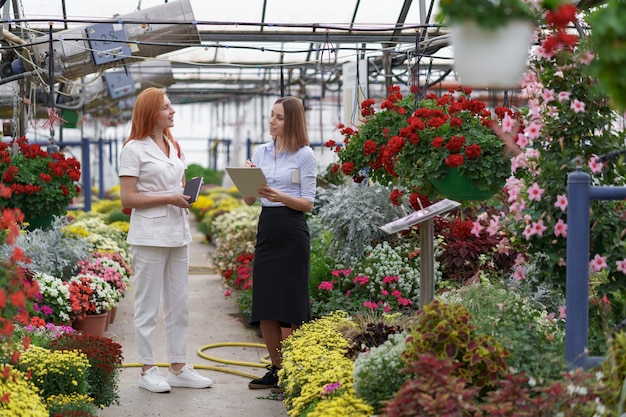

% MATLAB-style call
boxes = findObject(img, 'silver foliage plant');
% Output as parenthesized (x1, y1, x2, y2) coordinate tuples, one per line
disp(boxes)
(0, 216, 93, 280)
(317, 182, 407, 263)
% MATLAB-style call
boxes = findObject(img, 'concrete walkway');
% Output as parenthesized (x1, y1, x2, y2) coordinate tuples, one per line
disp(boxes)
(100, 225, 287, 417)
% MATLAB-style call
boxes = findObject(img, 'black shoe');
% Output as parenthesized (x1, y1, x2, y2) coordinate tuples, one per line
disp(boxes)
(270, 384, 283, 394)
(248, 365, 280, 389)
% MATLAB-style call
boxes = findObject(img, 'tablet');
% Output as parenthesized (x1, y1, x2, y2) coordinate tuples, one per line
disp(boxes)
(225, 167, 267, 197)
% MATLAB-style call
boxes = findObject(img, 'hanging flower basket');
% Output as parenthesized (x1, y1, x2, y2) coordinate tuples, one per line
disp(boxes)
(451, 20, 534, 89)
(430, 168, 499, 201)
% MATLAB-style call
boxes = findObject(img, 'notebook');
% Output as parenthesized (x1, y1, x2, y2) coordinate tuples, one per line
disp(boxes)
(183, 176, 204, 203)
(225, 167, 267, 197)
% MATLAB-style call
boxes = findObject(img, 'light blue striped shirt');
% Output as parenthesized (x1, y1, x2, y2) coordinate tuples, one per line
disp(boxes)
(251, 141, 317, 207)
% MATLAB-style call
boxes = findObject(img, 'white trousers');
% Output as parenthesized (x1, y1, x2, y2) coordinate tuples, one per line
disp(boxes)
(131, 245, 189, 365)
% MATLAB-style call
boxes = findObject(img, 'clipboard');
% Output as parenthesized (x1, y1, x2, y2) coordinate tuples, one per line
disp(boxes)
(225, 167, 267, 197)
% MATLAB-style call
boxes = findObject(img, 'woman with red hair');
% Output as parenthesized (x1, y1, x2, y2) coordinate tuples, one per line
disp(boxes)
(119, 87, 213, 393)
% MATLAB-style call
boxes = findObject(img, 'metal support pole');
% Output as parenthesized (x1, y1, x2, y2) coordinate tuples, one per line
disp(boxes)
(565, 168, 591, 368)
(419, 218, 435, 308)
(81, 137, 92, 212)
(98, 139, 105, 200)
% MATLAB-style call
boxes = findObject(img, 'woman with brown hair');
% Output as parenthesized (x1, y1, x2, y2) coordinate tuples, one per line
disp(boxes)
(119, 87, 213, 393)
(243, 96, 317, 393)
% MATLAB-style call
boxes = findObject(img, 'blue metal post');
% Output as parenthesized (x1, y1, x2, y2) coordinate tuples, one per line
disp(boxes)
(81, 137, 92, 212)
(98, 139, 105, 200)
(565, 168, 591, 368)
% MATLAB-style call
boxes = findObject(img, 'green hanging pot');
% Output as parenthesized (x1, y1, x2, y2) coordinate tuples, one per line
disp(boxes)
(25, 213, 55, 231)
(430, 168, 495, 201)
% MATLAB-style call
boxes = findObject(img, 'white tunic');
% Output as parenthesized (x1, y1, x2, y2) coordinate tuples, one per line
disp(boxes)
(119, 138, 191, 247)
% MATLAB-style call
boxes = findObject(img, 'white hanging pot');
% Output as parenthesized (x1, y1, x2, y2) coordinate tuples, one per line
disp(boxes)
(451, 20, 534, 89)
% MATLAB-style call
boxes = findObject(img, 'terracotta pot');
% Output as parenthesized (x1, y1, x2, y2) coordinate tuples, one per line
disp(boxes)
(451, 20, 534, 89)
(72, 313, 108, 337)
(109, 306, 117, 324)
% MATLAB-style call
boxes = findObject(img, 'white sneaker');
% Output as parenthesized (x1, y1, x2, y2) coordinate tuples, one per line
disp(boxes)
(139, 366, 171, 393)
(166, 365, 213, 388)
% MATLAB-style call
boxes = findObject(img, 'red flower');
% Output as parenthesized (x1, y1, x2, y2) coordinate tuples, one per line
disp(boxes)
(445, 154, 465, 168)
(432, 136, 444, 148)
(341, 162, 355, 175)
(363, 140, 378, 155)
(465, 144, 482, 159)
(445, 135, 466, 153)
(389, 188, 405, 206)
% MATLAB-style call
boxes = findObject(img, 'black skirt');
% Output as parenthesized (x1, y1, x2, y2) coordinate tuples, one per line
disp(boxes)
(249, 206, 311, 327)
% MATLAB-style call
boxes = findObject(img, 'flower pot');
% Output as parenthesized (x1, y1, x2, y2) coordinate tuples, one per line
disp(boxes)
(25, 213, 55, 231)
(451, 20, 534, 89)
(72, 313, 109, 337)
(109, 306, 117, 324)
(430, 168, 495, 201)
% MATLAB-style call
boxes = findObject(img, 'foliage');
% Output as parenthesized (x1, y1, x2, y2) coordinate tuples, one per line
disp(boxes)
(17, 345, 91, 398)
(185, 163, 223, 186)
(32, 272, 72, 323)
(328, 86, 512, 201)
(317, 182, 406, 262)
(236, 287, 252, 319)
(10, 322, 74, 350)
(312, 238, 427, 317)
(0, 365, 48, 417)
(353, 332, 409, 413)
(0, 204, 40, 339)
(50, 331, 124, 408)
(307, 219, 336, 298)
(403, 300, 509, 391)
(45, 393, 99, 417)
(0, 136, 81, 219)
(381, 353, 481, 417)
(69, 214, 131, 264)
(499, 7, 626, 306)
(0, 215, 92, 281)
(441, 280, 567, 382)
(280, 311, 373, 416)
(435, 214, 518, 284)
(436, 0, 537, 29)
(586, 0, 626, 112)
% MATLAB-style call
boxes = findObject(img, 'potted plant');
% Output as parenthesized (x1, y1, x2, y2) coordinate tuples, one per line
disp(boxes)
(0, 136, 81, 228)
(436, 0, 539, 88)
(586, 0, 626, 112)
(50, 331, 124, 408)
(328, 85, 512, 201)
(32, 272, 73, 324)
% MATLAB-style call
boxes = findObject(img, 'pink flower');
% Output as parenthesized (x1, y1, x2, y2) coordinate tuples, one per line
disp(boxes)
(363, 301, 378, 310)
(525, 121, 542, 140)
(588, 156, 603, 174)
(531, 220, 548, 237)
(554, 219, 567, 238)
(590, 254, 608, 272)
(486, 216, 501, 236)
(318, 281, 334, 291)
(523, 224, 535, 240)
(501, 113, 516, 133)
(381, 289, 389, 296)
(382, 276, 399, 284)
(617, 259, 626, 274)
(571, 99, 586, 113)
(558, 305, 567, 319)
(354, 275, 369, 285)
(541, 88, 556, 103)
(471, 221, 482, 237)
(554, 194, 568, 211)
(223, 289, 233, 297)
(513, 264, 526, 281)
(580, 51, 595, 65)
(527, 182, 545, 202)
(557, 91, 571, 103)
